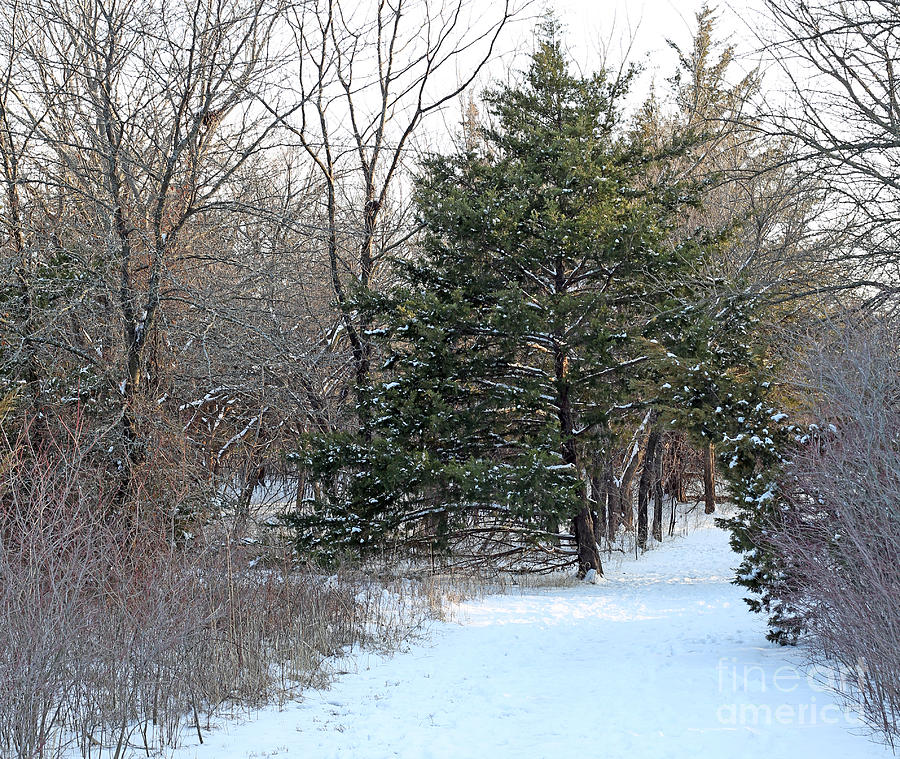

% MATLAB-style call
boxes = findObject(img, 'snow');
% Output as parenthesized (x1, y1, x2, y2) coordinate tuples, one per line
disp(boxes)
(169, 519, 892, 759)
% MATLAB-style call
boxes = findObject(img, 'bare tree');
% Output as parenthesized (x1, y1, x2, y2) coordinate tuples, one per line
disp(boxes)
(169, 159, 347, 514)
(14, 0, 291, 466)
(763, 0, 900, 308)
(771, 320, 900, 746)
(0, 0, 48, 400)
(281, 0, 521, 428)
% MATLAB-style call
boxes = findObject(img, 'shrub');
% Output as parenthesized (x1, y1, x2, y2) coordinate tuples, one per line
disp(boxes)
(768, 324, 900, 745)
(0, 415, 436, 758)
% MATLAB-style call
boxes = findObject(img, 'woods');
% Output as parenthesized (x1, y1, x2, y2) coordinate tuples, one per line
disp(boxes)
(3, 0, 900, 754)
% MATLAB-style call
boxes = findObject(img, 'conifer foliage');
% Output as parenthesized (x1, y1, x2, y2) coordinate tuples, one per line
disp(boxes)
(287, 22, 710, 573)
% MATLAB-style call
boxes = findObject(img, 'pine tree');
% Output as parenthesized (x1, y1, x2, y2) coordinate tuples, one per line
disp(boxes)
(289, 20, 709, 574)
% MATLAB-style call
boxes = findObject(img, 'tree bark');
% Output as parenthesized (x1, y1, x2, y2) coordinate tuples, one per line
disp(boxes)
(591, 459, 610, 546)
(606, 469, 620, 544)
(652, 436, 664, 542)
(617, 430, 647, 534)
(572, 502, 602, 578)
(703, 442, 716, 514)
(622, 484, 634, 531)
(638, 422, 661, 550)
(552, 347, 600, 577)
(669, 492, 678, 537)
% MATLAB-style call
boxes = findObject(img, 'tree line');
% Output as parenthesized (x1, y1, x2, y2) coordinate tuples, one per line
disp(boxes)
(0, 0, 846, 577)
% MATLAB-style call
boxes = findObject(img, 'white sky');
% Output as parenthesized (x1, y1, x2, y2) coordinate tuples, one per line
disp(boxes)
(319, 0, 779, 166)
(447, 0, 773, 128)
(551, 0, 767, 85)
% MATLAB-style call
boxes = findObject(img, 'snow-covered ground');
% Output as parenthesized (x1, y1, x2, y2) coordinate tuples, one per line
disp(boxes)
(171, 517, 894, 759)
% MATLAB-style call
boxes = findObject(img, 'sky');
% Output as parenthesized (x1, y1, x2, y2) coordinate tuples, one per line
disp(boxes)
(463, 0, 774, 120)
(310, 0, 779, 165)
(551, 0, 767, 81)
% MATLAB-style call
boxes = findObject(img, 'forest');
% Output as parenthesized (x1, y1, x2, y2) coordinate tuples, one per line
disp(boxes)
(2, 0, 899, 756)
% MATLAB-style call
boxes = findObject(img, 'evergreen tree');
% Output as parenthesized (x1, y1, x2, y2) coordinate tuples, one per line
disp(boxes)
(289, 20, 709, 575)
(638, 6, 826, 639)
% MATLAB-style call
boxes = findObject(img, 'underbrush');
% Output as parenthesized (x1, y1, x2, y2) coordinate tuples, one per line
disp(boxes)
(350, 498, 724, 600)
(768, 328, 900, 747)
(0, 421, 446, 759)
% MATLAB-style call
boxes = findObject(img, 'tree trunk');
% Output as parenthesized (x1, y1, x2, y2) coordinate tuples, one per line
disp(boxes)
(552, 335, 600, 578)
(294, 472, 307, 512)
(618, 422, 651, 530)
(572, 501, 602, 578)
(622, 484, 634, 531)
(638, 422, 661, 550)
(591, 460, 610, 546)
(703, 442, 716, 514)
(548, 230, 602, 578)
(606, 475, 620, 544)
(674, 470, 688, 503)
(669, 493, 678, 537)
(236, 463, 265, 521)
(652, 437, 664, 542)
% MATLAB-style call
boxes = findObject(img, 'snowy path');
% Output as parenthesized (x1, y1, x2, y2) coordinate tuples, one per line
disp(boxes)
(174, 522, 894, 759)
